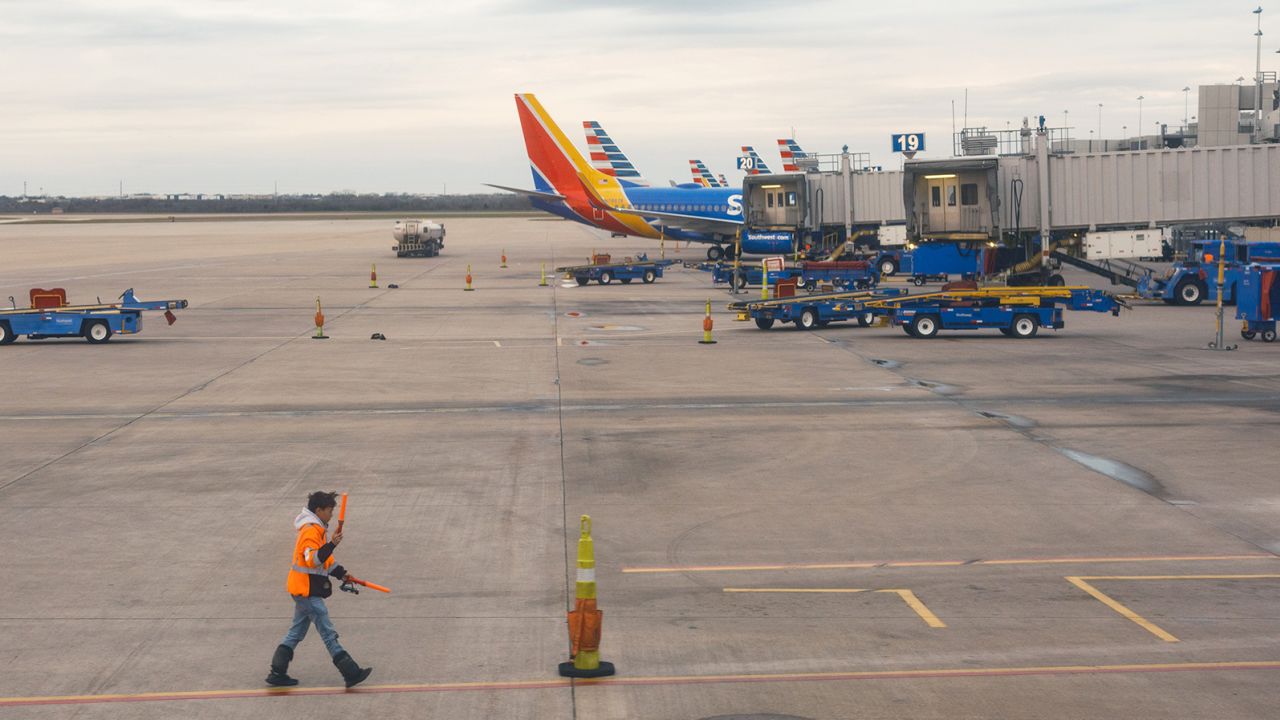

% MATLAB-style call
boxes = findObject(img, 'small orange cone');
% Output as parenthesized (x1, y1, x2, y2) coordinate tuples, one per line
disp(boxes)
(370, 263, 378, 289)
(465, 264, 475, 291)
(501, 250, 508, 269)
(698, 298, 716, 344)
(312, 297, 329, 339)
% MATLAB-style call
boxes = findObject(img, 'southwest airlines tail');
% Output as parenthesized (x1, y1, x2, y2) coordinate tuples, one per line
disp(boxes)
(778, 138, 810, 172)
(740, 146, 772, 175)
(583, 121, 647, 187)
(688, 159, 723, 188)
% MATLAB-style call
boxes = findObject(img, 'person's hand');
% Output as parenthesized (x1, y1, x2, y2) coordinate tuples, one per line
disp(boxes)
(332, 529, 343, 546)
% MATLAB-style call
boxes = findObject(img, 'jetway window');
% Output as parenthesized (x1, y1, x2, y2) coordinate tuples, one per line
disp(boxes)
(947, 186, 957, 207)
(931, 187, 941, 208)
(786, 192, 797, 206)
(768, 194, 775, 208)
(960, 183, 978, 206)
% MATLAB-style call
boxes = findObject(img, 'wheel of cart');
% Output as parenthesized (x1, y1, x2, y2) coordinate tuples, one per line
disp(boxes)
(912, 276, 927, 287)
(1009, 313, 1039, 338)
(797, 307, 820, 330)
(755, 317, 775, 330)
(0, 321, 14, 345)
(83, 320, 113, 344)
(620, 278, 632, 284)
(909, 314, 940, 338)
(1265, 329, 1278, 343)
(735, 274, 748, 290)
(576, 277, 589, 286)
(642, 269, 656, 284)
(856, 311, 875, 327)
(599, 271, 613, 285)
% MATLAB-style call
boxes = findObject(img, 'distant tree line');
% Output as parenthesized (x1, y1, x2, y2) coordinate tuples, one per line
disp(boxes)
(0, 192, 534, 214)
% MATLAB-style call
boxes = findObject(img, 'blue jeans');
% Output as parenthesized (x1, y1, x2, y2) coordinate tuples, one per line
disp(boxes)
(281, 595, 346, 658)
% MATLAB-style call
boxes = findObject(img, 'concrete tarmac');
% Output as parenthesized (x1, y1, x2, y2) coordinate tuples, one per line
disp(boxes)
(0, 216, 1278, 719)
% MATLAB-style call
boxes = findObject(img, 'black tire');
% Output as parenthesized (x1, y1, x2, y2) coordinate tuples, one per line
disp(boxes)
(735, 274, 748, 290)
(1174, 278, 1204, 305)
(1010, 314, 1039, 338)
(620, 278, 632, 284)
(802, 279, 815, 291)
(913, 276, 926, 287)
(798, 308, 819, 330)
(856, 312, 874, 327)
(755, 317, 775, 330)
(642, 269, 656, 284)
(909, 314, 940, 338)
(84, 320, 112, 344)
(879, 258, 898, 277)
(998, 327, 1014, 336)
(903, 323, 918, 337)
(0, 322, 14, 345)
(1242, 330, 1257, 340)
(576, 277, 589, 286)
(707, 246, 724, 262)
(1264, 330, 1277, 343)
(599, 271, 613, 285)
(1047, 274, 1066, 287)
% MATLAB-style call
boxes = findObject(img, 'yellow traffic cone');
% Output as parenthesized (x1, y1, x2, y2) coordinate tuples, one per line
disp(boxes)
(559, 516, 615, 678)
(698, 298, 716, 344)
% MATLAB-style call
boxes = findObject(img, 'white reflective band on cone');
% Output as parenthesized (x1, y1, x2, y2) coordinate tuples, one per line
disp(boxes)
(577, 568, 596, 582)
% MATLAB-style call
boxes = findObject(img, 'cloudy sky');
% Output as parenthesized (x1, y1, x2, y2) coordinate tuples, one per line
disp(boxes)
(2, 0, 1274, 196)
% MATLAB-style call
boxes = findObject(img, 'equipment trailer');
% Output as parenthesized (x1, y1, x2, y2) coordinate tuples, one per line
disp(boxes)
(729, 288, 908, 330)
(865, 286, 1126, 339)
(1236, 263, 1280, 342)
(0, 288, 188, 345)
(556, 254, 676, 286)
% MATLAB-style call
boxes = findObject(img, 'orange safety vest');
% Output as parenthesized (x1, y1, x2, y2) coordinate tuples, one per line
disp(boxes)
(286, 522, 335, 597)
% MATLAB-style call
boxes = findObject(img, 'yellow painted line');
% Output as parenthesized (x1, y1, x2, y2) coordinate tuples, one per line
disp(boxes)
(725, 587, 868, 593)
(724, 588, 945, 629)
(5, 661, 1280, 707)
(1065, 574, 1280, 642)
(881, 589, 947, 628)
(623, 554, 1275, 574)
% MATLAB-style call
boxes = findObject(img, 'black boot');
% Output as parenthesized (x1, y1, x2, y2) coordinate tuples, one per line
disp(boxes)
(265, 644, 299, 686)
(332, 651, 373, 688)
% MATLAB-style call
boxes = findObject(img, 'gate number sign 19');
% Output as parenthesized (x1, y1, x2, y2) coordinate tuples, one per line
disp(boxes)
(892, 133, 925, 153)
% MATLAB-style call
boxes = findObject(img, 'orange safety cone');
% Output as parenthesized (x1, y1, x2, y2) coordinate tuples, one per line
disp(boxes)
(465, 264, 475, 291)
(370, 263, 378, 289)
(312, 297, 329, 339)
(559, 515, 614, 678)
(501, 250, 508, 269)
(698, 298, 716, 344)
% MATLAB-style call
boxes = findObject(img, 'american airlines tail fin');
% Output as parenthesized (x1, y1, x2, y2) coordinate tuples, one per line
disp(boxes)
(583, 121, 647, 187)
(717, 173, 728, 187)
(688, 159, 722, 188)
(740, 146, 773, 175)
(778, 137, 808, 172)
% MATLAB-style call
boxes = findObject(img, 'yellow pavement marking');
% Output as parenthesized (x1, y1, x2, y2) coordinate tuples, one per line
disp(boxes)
(724, 587, 945, 628)
(4, 660, 1280, 707)
(623, 554, 1274, 574)
(885, 589, 947, 628)
(1066, 574, 1280, 642)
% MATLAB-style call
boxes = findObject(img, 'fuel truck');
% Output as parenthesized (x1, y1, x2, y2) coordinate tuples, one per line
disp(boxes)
(392, 219, 445, 257)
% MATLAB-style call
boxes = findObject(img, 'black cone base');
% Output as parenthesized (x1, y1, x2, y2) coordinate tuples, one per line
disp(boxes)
(558, 660, 615, 678)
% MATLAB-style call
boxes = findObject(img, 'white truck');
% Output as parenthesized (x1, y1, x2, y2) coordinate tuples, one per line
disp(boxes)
(392, 219, 445, 257)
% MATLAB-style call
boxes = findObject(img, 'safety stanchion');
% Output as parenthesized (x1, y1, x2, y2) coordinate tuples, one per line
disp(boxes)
(539, 263, 549, 287)
(465, 264, 475, 291)
(312, 297, 329, 339)
(761, 259, 769, 300)
(698, 298, 716, 344)
(370, 263, 378, 289)
(559, 515, 615, 678)
(501, 250, 508, 269)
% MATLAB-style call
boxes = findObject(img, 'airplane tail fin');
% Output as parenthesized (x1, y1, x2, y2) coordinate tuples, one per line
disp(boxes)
(689, 159, 721, 188)
(584, 121, 647, 187)
(778, 138, 809, 172)
(514, 93, 607, 196)
(740, 146, 773, 175)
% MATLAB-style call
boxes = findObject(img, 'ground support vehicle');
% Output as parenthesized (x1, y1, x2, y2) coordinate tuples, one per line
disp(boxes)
(556, 255, 676, 286)
(899, 242, 986, 286)
(0, 288, 188, 345)
(795, 260, 878, 291)
(1053, 240, 1280, 306)
(701, 263, 804, 290)
(392, 219, 445, 257)
(1235, 263, 1280, 342)
(728, 288, 907, 330)
(864, 286, 1125, 339)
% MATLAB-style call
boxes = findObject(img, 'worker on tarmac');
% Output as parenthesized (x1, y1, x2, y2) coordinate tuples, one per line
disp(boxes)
(266, 491, 373, 688)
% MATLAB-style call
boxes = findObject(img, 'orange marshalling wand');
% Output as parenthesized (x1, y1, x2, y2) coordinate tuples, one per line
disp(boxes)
(337, 493, 348, 532)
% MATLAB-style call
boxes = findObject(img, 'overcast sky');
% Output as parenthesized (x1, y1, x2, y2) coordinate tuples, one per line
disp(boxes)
(2, 0, 1275, 196)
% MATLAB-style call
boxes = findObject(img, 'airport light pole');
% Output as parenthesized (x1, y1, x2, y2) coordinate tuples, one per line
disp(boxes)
(1136, 96, 1144, 148)
(1183, 86, 1191, 130)
(1255, 6, 1264, 143)
(1097, 103, 1103, 140)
